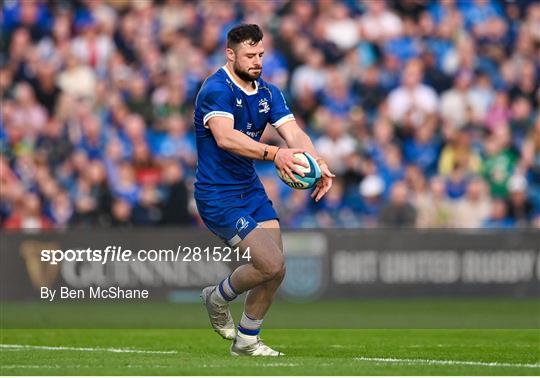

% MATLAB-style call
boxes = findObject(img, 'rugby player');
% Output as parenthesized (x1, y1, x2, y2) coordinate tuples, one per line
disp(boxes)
(195, 24, 334, 356)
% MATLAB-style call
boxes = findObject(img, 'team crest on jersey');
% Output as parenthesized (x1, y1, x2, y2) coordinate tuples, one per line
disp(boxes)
(258, 98, 270, 113)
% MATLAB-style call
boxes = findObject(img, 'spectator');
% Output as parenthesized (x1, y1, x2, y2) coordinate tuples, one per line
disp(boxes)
(378, 181, 417, 227)
(126, 74, 154, 125)
(452, 177, 491, 228)
(485, 90, 511, 131)
(521, 116, 540, 212)
(360, 0, 403, 43)
(319, 67, 358, 117)
(387, 59, 439, 128)
(358, 174, 385, 226)
(291, 49, 326, 97)
(31, 61, 61, 114)
(353, 66, 387, 119)
(4, 193, 52, 230)
(383, 17, 422, 64)
(156, 114, 196, 166)
(71, 13, 114, 73)
(468, 72, 494, 125)
(160, 160, 192, 225)
(482, 131, 518, 198)
(110, 198, 133, 228)
(445, 162, 469, 200)
(415, 176, 453, 228)
(47, 191, 74, 228)
(438, 129, 482, 177)
(379, 144, 405, 190)
(132, 183, 162, 225)
(439, 70, 475, 129)
(112, 162, 139, 205)
(482, 198, 515, 228)
(323, 2, 360, 51)
(403, 116, 441, 176)
(11, 82, 47, 139)
(56, 54, 97, 100)
(315, 179, 358, 228)
(35, 117, 73, 167)
(506, 174, 534, 226)
(509, 96, 534, 147)
(314, 114, 357, 175)
(364, 117, 397, 169)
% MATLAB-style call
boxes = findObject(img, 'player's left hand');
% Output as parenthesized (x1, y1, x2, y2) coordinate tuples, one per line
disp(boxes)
(311, 161, 335, 202)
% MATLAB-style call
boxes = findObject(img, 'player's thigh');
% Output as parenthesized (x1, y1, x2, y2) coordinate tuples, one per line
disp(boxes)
(258, 219, 283, 254)
(237, 226, 283, 275)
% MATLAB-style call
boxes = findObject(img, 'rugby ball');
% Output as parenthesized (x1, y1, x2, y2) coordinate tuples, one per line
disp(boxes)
(276, 152, 321, 190)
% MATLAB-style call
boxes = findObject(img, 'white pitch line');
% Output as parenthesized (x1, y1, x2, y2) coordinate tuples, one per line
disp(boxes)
(2, 365, 171, 369)
(2, 365, 64, 369)
(355, 357, 540, 369)
(0, 344, 177, 355)
(2, 364, 302, 370)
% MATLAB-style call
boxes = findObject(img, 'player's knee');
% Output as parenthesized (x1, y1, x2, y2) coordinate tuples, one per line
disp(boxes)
(274, 264, 286, 283)
(259, 255, 284, 281)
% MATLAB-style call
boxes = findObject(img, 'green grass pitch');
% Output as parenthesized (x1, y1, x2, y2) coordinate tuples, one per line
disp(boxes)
(1, 299, 539, 375)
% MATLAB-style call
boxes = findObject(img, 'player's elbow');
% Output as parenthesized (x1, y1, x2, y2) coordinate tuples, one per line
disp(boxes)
(215, 134, 232, 150)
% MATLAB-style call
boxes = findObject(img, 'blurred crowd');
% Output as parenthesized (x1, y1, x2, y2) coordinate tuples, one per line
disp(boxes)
(1, 0, 539, 230)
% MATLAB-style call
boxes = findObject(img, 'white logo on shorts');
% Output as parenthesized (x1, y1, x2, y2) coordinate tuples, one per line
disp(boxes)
(236, 217, 249, 232)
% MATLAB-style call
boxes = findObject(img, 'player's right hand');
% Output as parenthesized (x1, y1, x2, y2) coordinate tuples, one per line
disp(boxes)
(274, 148, 309, 183)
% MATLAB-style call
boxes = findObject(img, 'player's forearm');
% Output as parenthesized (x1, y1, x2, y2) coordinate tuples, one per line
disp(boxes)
(216, 129, 272, 161)
(283, 127, 319, 159)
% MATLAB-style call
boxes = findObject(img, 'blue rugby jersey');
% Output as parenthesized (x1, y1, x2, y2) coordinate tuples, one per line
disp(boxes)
(193, 66, 294, 200)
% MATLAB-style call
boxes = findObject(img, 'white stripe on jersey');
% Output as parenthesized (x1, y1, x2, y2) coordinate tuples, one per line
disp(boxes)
(203, 111, 234, 128)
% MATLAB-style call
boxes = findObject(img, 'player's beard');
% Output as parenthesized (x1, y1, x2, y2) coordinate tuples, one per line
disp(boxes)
(233, 62, 261, 82)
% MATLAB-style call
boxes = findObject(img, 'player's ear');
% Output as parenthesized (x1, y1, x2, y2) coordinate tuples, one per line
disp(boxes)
(226, 47, 236, 62)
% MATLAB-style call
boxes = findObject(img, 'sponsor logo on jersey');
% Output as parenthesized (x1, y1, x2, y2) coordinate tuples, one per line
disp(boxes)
(244, 130, 263, 138)
(258, 98, 270, 113)
(236, 98, 243, 107)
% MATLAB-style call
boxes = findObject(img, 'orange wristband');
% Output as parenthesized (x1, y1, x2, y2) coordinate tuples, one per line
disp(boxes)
(263, 145, 280, 161)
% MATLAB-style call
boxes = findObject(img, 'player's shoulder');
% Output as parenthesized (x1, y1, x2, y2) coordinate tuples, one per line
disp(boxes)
(196, 68, 236, 106)
(257, 77, 281, 99)
(199, 68, 235, 96)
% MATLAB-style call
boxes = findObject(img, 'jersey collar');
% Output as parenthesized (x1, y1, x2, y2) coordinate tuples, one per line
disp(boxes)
(222, 65, 259, 96)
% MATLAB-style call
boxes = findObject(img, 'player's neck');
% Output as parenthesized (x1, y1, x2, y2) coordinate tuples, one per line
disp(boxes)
(225, 63, 256, 92)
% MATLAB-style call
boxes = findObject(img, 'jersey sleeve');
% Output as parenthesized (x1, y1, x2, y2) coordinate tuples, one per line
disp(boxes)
(268, 84, 295, 128)
(200, 86, 235, 128)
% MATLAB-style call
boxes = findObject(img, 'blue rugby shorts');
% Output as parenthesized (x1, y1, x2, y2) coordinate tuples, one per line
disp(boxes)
(196, 187, 278, 246)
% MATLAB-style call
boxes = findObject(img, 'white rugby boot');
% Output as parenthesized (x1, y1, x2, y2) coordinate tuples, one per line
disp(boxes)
(201, 286, 236, 340)
(230, 334, 284, 356)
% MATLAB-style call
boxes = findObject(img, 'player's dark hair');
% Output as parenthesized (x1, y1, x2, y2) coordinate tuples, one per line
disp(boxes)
(227, 24, 263, 50)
